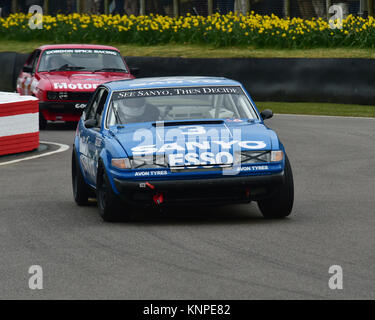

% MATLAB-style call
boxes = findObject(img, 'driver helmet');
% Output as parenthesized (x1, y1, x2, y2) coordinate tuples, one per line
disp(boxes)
(120, 98, 146, 119)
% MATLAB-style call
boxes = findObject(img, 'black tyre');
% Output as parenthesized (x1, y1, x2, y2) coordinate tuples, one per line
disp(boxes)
(39, 112, 47, 130)
(258, 155, 294, 219)
(72, 150, 91, 206)
(97, 163, 128, 222)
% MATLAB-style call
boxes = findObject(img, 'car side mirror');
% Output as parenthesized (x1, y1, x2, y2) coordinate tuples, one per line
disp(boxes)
(23, 66, 33, 73)
(260, 109, 273, 120)
(84, 118, 98, 129)
(129, 66, 140, 77)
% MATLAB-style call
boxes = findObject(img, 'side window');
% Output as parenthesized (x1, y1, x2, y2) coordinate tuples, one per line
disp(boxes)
(31, 50, 41, 74)
(106, 102, 116, 127)
(95, 90, 108, 128)
(25, 51, 36, 67)
(86, 89, 104, 121)
(24, 50, 37, 73)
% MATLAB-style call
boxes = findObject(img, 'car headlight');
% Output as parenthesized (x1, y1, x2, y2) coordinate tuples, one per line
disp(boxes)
(240, 151, 271, 164)
(47, 91, 68, 100)
(111, 158, 132, 169)
(271, 150, 284, 162)
(111, 156, 167, 169)
(131, 155, 168, 169)
(239, 150, 283, 163)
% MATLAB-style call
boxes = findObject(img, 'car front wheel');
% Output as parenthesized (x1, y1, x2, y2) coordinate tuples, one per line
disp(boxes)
(97, 163, 129, 222)
(257, 155, 294, 219)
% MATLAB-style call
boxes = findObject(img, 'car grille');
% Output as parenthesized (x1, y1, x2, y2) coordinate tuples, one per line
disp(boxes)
(67, 92, 93, 101)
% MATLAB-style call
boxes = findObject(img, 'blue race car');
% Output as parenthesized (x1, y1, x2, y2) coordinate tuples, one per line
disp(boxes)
(72, 77, 294, 222)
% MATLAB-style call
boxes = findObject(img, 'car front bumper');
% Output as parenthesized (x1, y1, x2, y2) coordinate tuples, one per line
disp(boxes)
(113, 172, 285, 206)
(39, 102, 86, 121)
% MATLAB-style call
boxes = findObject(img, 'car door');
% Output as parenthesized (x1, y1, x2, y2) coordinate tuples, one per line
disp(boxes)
(17, 51, 36, 94)
(29, 50, 41, 95)
(18, 50, 41, 95)
(82, 87, 108, 185)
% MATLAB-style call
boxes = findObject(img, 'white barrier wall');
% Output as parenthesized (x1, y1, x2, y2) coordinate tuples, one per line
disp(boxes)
(0, 92, 39, 156)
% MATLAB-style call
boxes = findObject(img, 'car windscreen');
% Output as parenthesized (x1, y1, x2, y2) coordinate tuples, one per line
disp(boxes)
(38, 49, 128, 72)
(106, 86, 258, 126)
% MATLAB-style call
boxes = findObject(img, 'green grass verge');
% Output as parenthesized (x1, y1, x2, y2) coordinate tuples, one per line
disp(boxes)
(256, 101, 375, 118)
(3, 40, 375, 58)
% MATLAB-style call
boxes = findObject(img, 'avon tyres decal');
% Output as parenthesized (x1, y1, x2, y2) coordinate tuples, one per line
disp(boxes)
(132, 166, 272, 177)
(112, 86, 242, 100)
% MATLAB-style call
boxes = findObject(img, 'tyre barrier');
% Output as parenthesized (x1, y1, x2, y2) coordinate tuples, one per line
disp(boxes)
(0, 92, 39, 156)
(127, 57, 375, 105)
(2, 52, 375, 105)
(0, 52, 18, 92)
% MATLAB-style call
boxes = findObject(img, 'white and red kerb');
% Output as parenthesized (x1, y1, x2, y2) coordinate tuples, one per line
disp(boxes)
(0, 93, 39, 156)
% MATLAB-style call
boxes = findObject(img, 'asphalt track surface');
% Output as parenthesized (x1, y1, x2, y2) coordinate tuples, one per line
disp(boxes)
(0, 115, 374, 300)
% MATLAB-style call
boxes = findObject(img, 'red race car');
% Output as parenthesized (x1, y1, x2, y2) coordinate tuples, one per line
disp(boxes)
(17, 44, 137, 129)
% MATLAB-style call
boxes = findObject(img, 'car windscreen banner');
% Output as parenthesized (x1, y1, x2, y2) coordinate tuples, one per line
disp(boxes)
(44, 49, 119, 56)
(112, 86, 243, 100)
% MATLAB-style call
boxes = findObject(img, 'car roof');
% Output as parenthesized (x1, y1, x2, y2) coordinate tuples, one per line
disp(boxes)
(104, 76, 242, 91)
(38, 44, 121, 52)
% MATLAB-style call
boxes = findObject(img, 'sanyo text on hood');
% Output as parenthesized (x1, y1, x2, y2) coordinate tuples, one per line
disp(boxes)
(111, 121, 279, 159)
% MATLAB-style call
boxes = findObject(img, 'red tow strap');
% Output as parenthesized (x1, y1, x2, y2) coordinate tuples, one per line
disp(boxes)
(146, 182, 155, 190)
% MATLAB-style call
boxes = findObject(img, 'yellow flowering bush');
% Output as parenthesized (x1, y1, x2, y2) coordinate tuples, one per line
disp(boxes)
(1, 12, 375, 48)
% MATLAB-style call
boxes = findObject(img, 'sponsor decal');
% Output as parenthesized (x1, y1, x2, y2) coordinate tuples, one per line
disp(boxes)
(134, 170, 168, 177)
(45, 49, 119, 56)
(129, 126, 269, 176)
(30, 79, 39, 94)
(113, 86, 242, 100)
(24, 77, 32, 95)
(53, 82, 99, 90)
(240, 165, 269, 172)
(131, 165, 270, 177)
(79, 154, 97, 180)
(95, 137, 102, 148)
(168, 152, 233, 167)
(226, 118, 243, 122)
(131, 141, 267, 156)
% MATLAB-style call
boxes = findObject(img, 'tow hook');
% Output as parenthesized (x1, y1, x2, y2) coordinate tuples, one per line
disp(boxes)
(144, 182, 163, 205)
(153, 193, 164, 205)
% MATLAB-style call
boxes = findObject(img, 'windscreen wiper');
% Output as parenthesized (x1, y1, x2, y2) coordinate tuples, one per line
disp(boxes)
(49, 64, 86, 72)
(93, 68, 128, 73)
(152, 120, 224, 127)
(113, 107, 124, 125)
